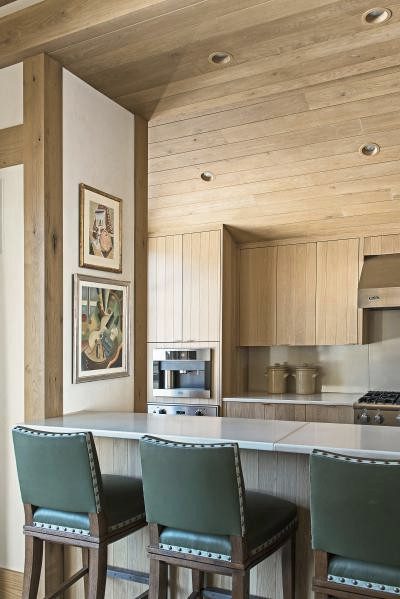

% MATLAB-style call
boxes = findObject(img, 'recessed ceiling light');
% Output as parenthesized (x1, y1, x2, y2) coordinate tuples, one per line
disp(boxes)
(201, 171, 215, 182)
(362, 7, 392, 24)
(359, 142, 381, 156)
(208, 51, 232, 65)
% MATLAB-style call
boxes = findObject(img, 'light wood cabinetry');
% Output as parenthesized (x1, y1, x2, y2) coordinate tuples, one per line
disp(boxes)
(364, 234, 400, 256)
(182, 230, 221, 342)
(276, 243, 316, 345)
(316, 238, 360, 345)
(305, 404, 354, 423)
(148, 230, 221, 343)
(224, 401, 353, 423)
(239, 246, 277, 346)
(148, 234, 183, 342)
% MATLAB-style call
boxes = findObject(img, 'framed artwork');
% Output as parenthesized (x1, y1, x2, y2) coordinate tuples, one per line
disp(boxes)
(79, 183, 122, 273)
(73, 274, 130, 383)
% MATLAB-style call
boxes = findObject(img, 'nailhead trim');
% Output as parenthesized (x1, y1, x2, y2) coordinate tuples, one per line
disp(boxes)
(328, 574, 400, 594)
(313, 449, 400, 466)
(142, 436, 246, 536)
(108, 511, 146, 532)
(158, 542, 231, 562)
(32, 521, 90, 535)
(249, 518, 297, 557)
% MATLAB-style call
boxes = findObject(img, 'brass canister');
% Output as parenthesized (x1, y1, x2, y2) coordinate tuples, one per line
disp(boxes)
(265, 363, 289, 394)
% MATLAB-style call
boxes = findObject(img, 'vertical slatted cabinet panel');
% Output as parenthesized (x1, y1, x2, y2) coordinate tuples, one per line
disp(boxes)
(239, 246, 277, 346)
(276, 243, 316, 345)
(364, 234, 400, 255)
(148, 234, 183, 342)
(182, 230, 221, 342)
(316, 238, 360, 345)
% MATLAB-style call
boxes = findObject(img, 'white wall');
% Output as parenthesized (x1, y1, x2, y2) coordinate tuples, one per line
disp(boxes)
(0, 63, 23, 129)
(0, 165, 25, 572)
(248, 310, 400, 393)
(63, 69, 135, 413)
(0, 63, 24, 573)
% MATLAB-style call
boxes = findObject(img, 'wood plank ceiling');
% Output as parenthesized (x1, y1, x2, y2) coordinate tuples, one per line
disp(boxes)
(9, 0, 400, 240)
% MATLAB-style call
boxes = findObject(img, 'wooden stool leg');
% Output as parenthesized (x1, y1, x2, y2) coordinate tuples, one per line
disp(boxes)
(282, 535, 296, 599)
(192, 569, 204, 597)
(149, 558, 168, 599)
(22, 536, 43, 599)
(87, 545, 107, 599)
(82, 547, 89, 599)
(232, 571, 250, 599)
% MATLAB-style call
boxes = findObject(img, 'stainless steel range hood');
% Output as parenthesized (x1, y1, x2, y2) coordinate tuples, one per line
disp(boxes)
(358, 253, 400, 309)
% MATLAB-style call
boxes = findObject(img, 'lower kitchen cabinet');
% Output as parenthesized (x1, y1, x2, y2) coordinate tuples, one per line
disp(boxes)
(305, 404, 354, 423)
(224, 401, 354, 423)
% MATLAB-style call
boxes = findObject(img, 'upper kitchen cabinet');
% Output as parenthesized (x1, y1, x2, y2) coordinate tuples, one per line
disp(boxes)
(148, 235, 183, 342)
(364, 234, 400, 256)
(276, 243, 316, 345)
(316, 238, 360, 345)
(148, 230, 221, 343)
(182, 230, 221, 342)
(239, 246, 277, 346)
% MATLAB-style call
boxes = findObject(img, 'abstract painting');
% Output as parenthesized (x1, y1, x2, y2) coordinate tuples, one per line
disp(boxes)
(79, 183, 122, 273)
(73, 274, 129, 382)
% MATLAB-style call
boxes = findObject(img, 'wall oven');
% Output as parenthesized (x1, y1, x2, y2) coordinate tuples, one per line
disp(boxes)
(152, 348, 211, 399)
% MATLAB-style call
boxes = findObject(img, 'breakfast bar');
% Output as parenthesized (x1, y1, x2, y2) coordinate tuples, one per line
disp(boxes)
(23, 412, 400, 599)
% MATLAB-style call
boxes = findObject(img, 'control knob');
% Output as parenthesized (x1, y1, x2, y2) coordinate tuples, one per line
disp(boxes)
(359, 409, 370, 424)
(158, 408, 167, 415)
(195, 409, 205, 416)
(373, 410, 384, 425)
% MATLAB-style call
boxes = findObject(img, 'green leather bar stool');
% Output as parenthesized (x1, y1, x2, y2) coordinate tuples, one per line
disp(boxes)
(13, 426, 147, 599)
(310, 449, 400, 598)
(140, 435, 298, 599)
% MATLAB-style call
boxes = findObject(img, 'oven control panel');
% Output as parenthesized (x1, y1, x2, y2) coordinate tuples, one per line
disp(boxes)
(148, 403, 219, 417)
(354, 407, 400, 426)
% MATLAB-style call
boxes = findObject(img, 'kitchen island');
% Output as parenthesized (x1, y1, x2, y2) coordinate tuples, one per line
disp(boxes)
(23, 412, 400, 599)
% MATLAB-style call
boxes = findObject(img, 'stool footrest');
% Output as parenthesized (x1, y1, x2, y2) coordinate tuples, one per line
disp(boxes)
(107, 565, 149, 585)
(191, 586, 264, 599)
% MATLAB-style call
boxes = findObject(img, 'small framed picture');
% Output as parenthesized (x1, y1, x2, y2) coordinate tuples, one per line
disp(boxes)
(73, 274, 130, 383)
(79, 183, 122, 273)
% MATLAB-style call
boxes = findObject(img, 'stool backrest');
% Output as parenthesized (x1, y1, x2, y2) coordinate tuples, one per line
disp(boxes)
(310, 450, 400, 567)
(13, 426, 102, 514)
(140, 436, 246, 537)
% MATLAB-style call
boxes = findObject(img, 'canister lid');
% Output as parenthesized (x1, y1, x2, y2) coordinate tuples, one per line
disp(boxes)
(295, 363, 318, 371)
(266, 362, 289, 371)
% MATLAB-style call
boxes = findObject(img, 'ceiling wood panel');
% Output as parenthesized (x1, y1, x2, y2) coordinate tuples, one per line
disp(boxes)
(3, 0, 400, 240)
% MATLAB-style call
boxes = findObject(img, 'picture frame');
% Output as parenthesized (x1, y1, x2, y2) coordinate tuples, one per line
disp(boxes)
(79, 183, 122, 273)
(73, 274, 130, 383)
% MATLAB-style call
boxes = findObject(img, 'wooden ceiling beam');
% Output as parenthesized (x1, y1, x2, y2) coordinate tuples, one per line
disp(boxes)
(0, 0, 204, 69)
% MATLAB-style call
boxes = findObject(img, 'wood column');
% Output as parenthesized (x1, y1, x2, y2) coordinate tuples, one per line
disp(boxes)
(23, 53, 64, 595)
(23, 53, 63, 421)
(133, 115, 148, 412)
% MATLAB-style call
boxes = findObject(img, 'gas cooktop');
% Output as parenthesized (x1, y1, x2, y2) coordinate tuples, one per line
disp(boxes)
(357, 391, 400, 405)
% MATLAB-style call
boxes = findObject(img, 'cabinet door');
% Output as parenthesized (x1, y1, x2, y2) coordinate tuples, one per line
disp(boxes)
(182, 230, 221, 342)
(265, 403, 306, 421)
(224, 402, 265, 419)
(277, 243, 316, 345)
(316, 239, 360, 345)
(305, 405, 354, 423)
(148, 235, 183, 342)
(239, 246, 277, 346)
(364, 234, 400, 256)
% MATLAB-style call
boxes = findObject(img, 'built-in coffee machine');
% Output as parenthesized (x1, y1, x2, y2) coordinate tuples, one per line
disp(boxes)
(152, 348, 211, 399)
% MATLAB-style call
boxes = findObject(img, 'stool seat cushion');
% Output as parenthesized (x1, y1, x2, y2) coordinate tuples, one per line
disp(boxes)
(159, 490, 297, 559)
(33, 474, 145, 534)
(328, 556, 400, 592)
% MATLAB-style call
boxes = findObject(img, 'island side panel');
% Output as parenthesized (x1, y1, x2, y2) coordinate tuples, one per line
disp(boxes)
(64, 439, 311, 599)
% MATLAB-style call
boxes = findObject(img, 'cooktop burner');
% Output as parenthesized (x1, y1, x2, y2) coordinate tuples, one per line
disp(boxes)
(358, 391, 400, 405)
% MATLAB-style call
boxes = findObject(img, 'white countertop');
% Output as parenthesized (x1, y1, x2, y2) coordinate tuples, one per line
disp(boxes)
(223, 392, 361, 406)
(21, 410, 400, 459)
